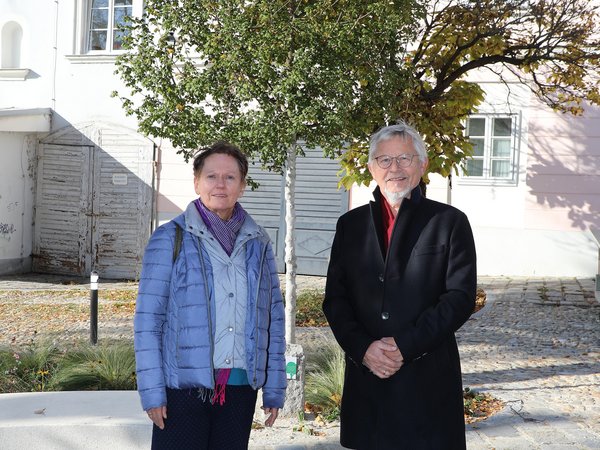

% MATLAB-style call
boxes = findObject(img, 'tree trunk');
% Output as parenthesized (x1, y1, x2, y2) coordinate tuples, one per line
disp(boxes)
(284, 143, 297, 344)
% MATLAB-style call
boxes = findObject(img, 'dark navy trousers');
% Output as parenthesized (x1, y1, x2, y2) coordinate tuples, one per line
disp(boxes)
(151, 386, 258, 449)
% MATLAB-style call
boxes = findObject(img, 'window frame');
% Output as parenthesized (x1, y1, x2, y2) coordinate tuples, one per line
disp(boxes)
(459, 113, 520, 186)
(73, 0, 142, 57)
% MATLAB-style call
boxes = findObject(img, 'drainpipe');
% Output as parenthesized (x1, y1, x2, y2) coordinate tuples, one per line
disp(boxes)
(151, 142, 159, 232)
(51, 0, 59, 112)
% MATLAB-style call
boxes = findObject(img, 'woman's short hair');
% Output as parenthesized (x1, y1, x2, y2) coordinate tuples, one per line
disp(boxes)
(369, 122, 427, 163)
(193, 141, 249, 180)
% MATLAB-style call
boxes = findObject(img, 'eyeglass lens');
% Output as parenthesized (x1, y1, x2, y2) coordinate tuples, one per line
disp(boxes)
(375, 155, 416, 169)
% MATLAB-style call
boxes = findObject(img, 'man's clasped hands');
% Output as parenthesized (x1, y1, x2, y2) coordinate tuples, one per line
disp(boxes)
(362, 337, 404, 379)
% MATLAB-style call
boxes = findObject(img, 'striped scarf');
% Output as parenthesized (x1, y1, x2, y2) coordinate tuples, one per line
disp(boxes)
(194, 198, 246, 256)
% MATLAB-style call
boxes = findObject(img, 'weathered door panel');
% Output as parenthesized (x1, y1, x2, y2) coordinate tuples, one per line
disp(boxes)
(33, 139, 92, 276)
(92, 129, 153, 279)
(34, 123, 153, 279)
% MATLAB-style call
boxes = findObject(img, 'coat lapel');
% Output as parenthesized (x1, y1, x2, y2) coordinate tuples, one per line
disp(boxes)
(368, 187, 387, 262)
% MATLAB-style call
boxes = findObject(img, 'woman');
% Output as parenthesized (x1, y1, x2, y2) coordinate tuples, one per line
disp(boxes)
(134, 142, 286, 449)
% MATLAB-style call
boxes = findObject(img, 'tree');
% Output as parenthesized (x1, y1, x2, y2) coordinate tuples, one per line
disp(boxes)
(340, 0, 600, 187)
(114, 0, 422, 343)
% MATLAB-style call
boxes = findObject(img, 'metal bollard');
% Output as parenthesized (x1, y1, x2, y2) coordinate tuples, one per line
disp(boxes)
(90, 270, 99, 345)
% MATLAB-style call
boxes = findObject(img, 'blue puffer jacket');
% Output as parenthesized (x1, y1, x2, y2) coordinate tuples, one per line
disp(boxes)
(134, 202, 286, 412)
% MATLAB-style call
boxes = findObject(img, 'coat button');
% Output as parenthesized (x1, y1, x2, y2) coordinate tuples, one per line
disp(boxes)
(378, 274, 384, 282)
(381, 312, 389, 320)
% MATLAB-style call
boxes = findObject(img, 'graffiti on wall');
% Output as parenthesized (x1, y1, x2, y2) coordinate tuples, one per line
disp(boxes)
(1, 202, 19, 242)
(0, 222, 16, 240)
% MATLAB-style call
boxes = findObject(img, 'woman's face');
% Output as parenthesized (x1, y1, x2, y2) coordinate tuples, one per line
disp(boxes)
(194, 153, 246, 220)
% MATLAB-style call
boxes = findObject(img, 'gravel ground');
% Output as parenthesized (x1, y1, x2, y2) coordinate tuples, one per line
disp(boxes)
(2, 274, 599, 449)
(0, 274, 342, 448)
(0, 274, 327, 349)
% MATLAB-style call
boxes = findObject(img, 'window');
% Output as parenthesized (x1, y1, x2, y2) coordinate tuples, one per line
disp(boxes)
(68, 0, 141, 60)
(463, 115, 518, 183)
(87, 0, 132, 52)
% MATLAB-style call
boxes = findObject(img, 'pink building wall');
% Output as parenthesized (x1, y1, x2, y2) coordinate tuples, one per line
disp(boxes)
(153, 142, 196, 227)
(525, 104, 600, 233)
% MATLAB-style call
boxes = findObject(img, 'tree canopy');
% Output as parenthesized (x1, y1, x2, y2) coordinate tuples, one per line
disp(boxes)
(340, 0, 600, 186)
(114, 0, 422, 173)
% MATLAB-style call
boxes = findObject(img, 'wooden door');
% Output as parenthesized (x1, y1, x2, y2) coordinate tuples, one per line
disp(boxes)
(34, 123, 153, 279)
(90, 128, 153, 279)
(33, 139, 92, 275)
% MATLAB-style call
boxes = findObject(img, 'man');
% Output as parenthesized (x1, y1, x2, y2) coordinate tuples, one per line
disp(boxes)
(323, 122, 477, 449)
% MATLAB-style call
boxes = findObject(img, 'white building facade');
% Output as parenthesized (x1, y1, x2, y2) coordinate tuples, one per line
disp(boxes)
(1, 1, 598, 279)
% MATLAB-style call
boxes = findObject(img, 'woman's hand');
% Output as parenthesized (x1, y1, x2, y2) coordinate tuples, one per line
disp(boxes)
(146, 406, 167, 430)
(262, 407, 279, 427)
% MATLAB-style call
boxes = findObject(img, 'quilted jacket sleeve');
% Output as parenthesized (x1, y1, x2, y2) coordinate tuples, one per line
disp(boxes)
(261, 241, 287, 409)
(134, 223, 174, 411)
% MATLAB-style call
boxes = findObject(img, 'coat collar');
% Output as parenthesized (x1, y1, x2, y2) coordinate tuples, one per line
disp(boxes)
(369, 184, 423, 260)
(370, 184, 423, 209)
(176, 200, 264, 242)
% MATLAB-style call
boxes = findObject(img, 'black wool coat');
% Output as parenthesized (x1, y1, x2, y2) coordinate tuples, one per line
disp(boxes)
(323, 185, 477, 450)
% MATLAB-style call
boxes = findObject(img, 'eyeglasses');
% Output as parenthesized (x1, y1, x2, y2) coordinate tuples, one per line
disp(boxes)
(373, 154, 419, 169)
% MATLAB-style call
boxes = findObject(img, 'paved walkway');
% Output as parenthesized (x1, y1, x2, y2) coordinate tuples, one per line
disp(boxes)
(0, 274, 598, 449)
(461, 276, 599, 450)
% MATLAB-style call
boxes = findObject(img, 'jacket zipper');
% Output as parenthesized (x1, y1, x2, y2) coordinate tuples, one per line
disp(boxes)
(253, 243, 269, 387)
(197, 236, 216, 388)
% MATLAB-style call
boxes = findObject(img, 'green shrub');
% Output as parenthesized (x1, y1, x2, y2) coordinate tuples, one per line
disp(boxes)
(0, 341, 62, 392)
(305, 341, 345, 421)
(50, 342, 136, 391)
(0, 349, 28, 392)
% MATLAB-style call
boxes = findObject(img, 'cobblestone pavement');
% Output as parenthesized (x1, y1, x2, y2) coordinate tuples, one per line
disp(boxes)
(0, 274, 599, 449)
(461, 276, 600, 450)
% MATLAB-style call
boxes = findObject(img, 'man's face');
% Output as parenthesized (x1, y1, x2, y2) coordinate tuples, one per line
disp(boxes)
(368, 135, 428, 206)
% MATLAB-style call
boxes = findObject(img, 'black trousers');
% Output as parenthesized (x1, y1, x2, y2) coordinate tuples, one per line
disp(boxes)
(151, 386, 258, 450)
